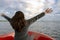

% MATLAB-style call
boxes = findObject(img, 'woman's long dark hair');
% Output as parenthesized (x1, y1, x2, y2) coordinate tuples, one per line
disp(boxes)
(11, 11, 26, 32)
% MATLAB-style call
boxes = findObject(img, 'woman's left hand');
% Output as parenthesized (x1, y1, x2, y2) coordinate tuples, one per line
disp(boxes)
(1, 13, 5, 16)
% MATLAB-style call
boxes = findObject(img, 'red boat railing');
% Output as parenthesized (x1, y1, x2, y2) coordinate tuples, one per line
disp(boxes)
(0, 31, 54, 40)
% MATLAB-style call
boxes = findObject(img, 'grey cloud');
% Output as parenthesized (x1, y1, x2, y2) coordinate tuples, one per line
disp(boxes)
(0, 0, 60, 21)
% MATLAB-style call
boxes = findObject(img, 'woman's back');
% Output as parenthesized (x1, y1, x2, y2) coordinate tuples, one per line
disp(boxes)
(1, 8, 53, 40)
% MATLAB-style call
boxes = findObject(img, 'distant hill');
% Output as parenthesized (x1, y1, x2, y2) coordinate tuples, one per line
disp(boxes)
(0, 20, 7, 22)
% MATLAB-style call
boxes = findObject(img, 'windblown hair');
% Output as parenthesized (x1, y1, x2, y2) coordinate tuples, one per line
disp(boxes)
(11, 11, 26, 32)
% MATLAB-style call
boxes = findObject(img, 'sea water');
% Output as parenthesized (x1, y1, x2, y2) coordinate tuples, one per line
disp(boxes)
(0, 21, 60, 40)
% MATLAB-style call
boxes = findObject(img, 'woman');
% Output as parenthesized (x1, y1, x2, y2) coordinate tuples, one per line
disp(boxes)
(1, 8, 52, 40)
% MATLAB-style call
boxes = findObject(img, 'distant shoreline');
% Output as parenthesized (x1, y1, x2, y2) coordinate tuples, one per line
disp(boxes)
(0, 20, 7, 22)
(0, 20, 60, 22)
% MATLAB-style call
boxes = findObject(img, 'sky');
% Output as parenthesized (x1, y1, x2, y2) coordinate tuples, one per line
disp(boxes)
(0, 0, 60, 21)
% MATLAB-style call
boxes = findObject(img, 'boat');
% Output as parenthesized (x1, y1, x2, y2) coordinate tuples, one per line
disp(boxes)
(0, 31, 54, 40)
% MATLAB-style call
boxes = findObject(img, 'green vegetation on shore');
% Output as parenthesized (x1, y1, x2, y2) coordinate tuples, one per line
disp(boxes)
(0, 20, 7, 22)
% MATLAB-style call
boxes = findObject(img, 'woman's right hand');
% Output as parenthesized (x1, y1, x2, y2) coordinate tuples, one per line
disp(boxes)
(45, 8, 53, 14)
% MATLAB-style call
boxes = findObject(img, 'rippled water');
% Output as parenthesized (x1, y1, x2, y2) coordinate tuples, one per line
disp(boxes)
(0, 21, 60, 40)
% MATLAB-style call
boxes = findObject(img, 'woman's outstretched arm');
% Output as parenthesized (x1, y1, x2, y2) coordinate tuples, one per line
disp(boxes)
(1, 14, 11, 22)
(27, 12, 45, 25)
(27, 8, 53, 25)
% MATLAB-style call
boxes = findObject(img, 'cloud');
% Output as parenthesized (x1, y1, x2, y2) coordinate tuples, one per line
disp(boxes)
(0, 0, 60, 21)
(0, 0, 46, 19)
